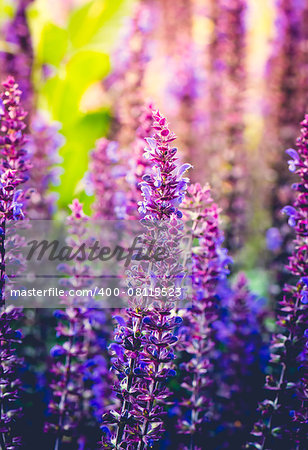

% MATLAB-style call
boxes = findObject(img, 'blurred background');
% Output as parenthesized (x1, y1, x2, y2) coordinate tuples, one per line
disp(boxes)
(0, 1, 307, 448)
(1, 0, 306, 291)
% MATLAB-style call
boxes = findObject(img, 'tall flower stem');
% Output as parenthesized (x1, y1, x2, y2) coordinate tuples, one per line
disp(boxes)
(177, 183, 231, 446)
(102, 109, 191, 448)
(247, 115, 308, 449)
(0, 76, 30, 449)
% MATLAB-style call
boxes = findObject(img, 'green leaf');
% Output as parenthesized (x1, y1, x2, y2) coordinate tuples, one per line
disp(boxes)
(66, 50, 110, 90)
(37, 23, 68, 66)
(68, 0, 125, 48)
(243, 268, 270, 298)
(40, 51, 109, 125)
(55, 110, 110, 209)
(68, 0, 136, 50)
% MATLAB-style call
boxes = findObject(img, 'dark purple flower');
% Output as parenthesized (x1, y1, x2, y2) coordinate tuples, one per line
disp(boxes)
(102, 109, 191, 448)
(176, 183, 231, 444)
(0, 77, 29, 449)
(45, 199, 116, 447)
(264, 0, 308, 305)
(247, 116, 308, 449)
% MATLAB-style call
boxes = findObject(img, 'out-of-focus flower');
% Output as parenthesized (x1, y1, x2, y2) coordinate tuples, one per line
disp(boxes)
(266, 227, 283, 252)
(211, 274, 268, 448)
(45, 200, 91, 445)
(87, 138, 127, 219)
(0, 0, 34, 116)
(105, 3, 152, 150)
(264, 0, 308, 303)
(126, 102, 154, 204)
(217, 0, 248, 253)
(25, 115, 63, 218)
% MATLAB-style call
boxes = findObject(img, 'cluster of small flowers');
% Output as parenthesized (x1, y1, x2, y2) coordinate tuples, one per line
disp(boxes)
(211, 274, 269, 447)
(45, 200, 93, 446)
(101, 110, 190, 448)
(0, 72, 306, 450)
(265, 0, 308, 304)
(0, 0, 34, 115)
(24, 116, 63, 218)
(0, 76, 30, 448)
(105, 3, 152, 150)
(45, 199, 117, 448)
(247, 116, 308, 449)
(177, 183, 231, 444)
(127, 102, 154, 195)
(88, 138, 127, 220)
(138, 109, 191, 220)
(216, 0, 248, 252)
(0, 77, 31, 221)
(161, 0, 201, 175)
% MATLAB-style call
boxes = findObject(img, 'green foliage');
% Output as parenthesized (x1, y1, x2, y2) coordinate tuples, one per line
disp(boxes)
(68, 0, 132, 50)
(0, 0, 14, 25)
(243, 268, 270, 299)
(26, 0, 134, 209)
(37, 23, 68, 67)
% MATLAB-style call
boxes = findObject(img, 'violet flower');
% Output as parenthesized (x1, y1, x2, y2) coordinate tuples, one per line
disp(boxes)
(102, 110, 191, 449)
(103, 4, 154, 217)
(126, 102, 154, 210)
(138, 109, 192, 220)
(45, 199, 116, 448)
(195, 0, 248, 252)
(88, 138, 127, 219)
(25, 115, 63, 219)
(265, 0, 307, 153)
(176, 183, 231, 447)
(105, 3, 152, 150)
(0, 0, 34, 117)
(205, 0, 225, 158)
(211, 274, 268, 448)
(164, 38, 201, 178)
(265, 0, 308, 302)
(0, 76, 30, 448)
(159, 0, 193, 60)
(217, 0, 248, 253)
(247, 116, 308, 449)
(45, 200, 95, 447)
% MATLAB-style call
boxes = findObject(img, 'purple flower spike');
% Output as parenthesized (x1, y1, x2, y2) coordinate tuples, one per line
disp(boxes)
(176, 183, 231, 445)
(138, 109, 191, 220)
(265, 0, 308, 305)
(25, 115, 63, 218)
(102, 109, 191, 448)
(247, 115, 308, 449)
(45, 200, 115, 447)
(88, 137, 127, 219)
(0, 0, 34, 116)
(0, 77, 30, 448)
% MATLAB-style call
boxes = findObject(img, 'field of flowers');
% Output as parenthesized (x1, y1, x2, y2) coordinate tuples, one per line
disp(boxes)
(0, 0, 307, 449)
